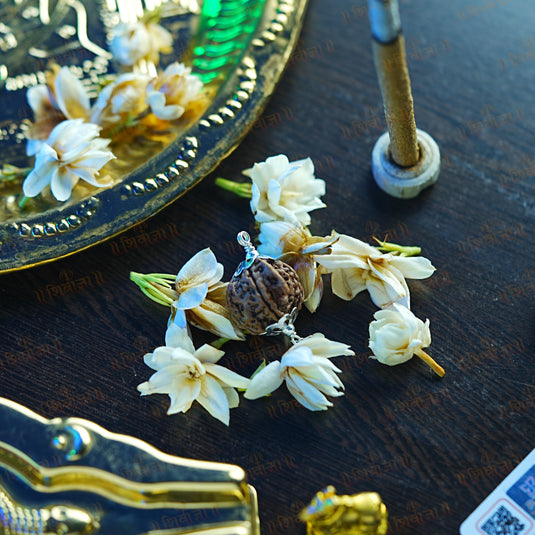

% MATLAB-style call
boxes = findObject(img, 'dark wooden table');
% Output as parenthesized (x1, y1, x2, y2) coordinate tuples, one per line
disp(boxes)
(1, 1, 534, 534)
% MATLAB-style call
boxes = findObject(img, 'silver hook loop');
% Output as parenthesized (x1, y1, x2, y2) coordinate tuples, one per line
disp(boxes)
(234, 231, 259, 276)
(264, 308, 302, 344)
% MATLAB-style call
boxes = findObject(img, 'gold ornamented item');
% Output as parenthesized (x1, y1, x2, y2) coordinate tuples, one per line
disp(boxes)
(0, 484, 97, 534)
(0, 397, 260, 535)
(300, 486, 388, 535)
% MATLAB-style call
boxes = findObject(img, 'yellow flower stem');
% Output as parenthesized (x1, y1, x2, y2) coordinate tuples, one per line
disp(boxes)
(215, 178, 252, 198)
(415, 348, 445, 378)
(374, 238, 421, 257)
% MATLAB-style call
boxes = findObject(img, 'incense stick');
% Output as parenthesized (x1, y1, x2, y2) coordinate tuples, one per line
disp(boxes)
(369, 0, 419, 168)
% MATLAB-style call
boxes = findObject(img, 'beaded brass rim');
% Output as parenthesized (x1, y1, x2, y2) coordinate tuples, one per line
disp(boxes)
(0, 0, 308, 273)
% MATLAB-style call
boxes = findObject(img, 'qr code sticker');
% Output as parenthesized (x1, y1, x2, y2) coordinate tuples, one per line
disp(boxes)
(480, 504, 527, 535)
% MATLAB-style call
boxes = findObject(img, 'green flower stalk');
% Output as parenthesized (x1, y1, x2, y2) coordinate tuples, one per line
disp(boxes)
(130, 272, 178, 306)
(0, 164, 32, 183)
(373, 237, 421, 257)
(215, 177, 252, 198)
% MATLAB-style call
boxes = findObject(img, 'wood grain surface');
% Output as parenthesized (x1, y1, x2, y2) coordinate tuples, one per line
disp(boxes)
(1, 1, 534, 534)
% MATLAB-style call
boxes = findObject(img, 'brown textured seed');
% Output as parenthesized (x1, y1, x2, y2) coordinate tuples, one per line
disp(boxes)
(226, 257, 304, 335)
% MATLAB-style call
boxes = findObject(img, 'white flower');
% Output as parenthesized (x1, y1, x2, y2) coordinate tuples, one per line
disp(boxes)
(146, 62, 203, 121)
(247, 155, 326, 226)
(138, 324, 250, 425)
(26, 66, 91, 155)
(171, 248, 244, 340)
(369, 304, 444, 376)
(258, 221, 338, 312)
(90, 72, 150, 130)
(315, 234, 435, 309)
(244, 333, 354, 411)
(22, 119, 114, 201)
(110, 21, 173, 66)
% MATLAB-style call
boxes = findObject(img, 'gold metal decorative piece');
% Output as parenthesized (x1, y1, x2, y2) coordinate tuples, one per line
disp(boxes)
(300, 486, 388, 535)
(0, 483, 97, 534)
(0, 397, 260, 535)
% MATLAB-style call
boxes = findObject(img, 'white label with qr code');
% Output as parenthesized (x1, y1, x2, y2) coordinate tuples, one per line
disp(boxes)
(461, 448, 535, 534)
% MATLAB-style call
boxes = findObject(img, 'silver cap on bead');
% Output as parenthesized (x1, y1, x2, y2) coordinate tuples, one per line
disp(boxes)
(234, 231, 259, 276)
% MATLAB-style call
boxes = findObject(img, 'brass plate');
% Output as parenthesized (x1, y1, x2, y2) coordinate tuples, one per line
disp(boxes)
(0, 396, 260, 534)
(0, 0, 308, 273)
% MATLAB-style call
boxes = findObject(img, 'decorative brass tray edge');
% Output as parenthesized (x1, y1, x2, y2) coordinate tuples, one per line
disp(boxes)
(0, 0, 309, 275)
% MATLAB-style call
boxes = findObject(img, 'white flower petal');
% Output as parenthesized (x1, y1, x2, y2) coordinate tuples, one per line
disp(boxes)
(330, 268, 368, 301)
(266, 179, 283, 209)
(250, 183, 261, 214)
(167, 381, 199, 414)
(27, 85, 51, 115)
(154, 104, 185, 121)
(366, 270, 410, 309)
(207, 264, 225, 288)
(50, 167, 77, 201)
(110, 22, 151, 65)
(285, 374, 331, 411)
(281, 346, 314, 369)
(138, 326, 243, 424)
(164, 323, 195, 353)
(194, 344, 225, 364)
(301, 235, 338, 255)
(176, 248, 220, 289)
(336, 234, 379, 256)
(197, 375, 231, 425)
(244, 361, 283, 399)
(293, 333, 354, 359)
(68, 166, 111, 187)
(292, 255, 317, 302)
(147, 90, 185, 120)
(146, 90, 166, 111)
(369, 304, 431, 366)
(54, 66, 90, 120)
(223, 387, 239, 409)
(23, 161, 56, 198)
(189, 303, 244, 340)
(26, 139, 45, 157)
(367, 260, 406, 295)
(169, 306, 188, 329)
(143, 346, 176, 369)
(137, 367, 180, 394)
(73, 149, 115, 171)
(296, 363, 344, 389)
(206, 363, 250, 389)
(175, 282, 209, 310)
(172, 352, 205, 373)
(23, 119, 114, 201)
(257, 221, 294, 257)
(388, 255, 436, 279)
(304, 276, 323, 313)
(248, 154, 326, 224)
(315, 252, 368, 270)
